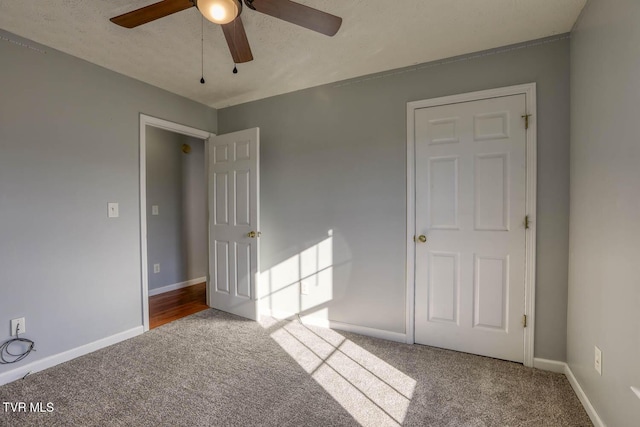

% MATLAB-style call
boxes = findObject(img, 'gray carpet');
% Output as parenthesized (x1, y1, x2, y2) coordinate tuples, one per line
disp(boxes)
(0, 309, 591, 426)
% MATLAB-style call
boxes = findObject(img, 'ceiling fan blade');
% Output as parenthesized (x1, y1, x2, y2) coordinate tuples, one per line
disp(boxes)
(249, 0, 342, 36)
(110, 0, 195, 28)
(221, 17, 254, 63)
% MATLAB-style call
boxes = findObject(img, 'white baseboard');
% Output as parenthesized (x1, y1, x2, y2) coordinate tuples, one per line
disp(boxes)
(307, 317, 407, 343)
(533, 358, 605, 427)
(533, 357, 567, 373)
(148, 277, 206, 297)
(260, 308, 293, 320)
(260, 308, 407, 343)
(0, 326, 143, 386)
(564, 364, 606, 427)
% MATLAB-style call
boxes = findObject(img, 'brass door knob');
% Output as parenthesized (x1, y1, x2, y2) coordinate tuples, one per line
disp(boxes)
(247, 231, 261, 238)
(417, 235, 427, 243)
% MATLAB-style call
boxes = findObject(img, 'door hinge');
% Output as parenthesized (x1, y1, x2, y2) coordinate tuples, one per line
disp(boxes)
(521, 114, 531, 130)
(522, 314, 528, 328)
(524, 215, 530, 229)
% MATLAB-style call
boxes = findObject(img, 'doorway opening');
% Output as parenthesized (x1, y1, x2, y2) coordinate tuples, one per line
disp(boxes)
(139, 115, 212, 331)
(149, 282, 208, 329)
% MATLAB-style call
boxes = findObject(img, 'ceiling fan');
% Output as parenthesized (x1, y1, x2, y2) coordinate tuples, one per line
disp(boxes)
(110, 0, 342, 64)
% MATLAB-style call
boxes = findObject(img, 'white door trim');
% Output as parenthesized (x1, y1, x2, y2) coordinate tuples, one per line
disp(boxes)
(139, 114, 214, 332)
(406, 83, 537, 367)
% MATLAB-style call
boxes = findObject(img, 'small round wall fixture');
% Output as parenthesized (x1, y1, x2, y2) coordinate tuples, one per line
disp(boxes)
(197, 0, 242, 25)
(182, 143, 192, 154)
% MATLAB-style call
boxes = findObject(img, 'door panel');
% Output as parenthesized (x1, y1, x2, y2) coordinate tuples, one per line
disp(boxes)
(475, 153, 509, 230)
(429, 157, 459, 229)
(414, 95, 526, 363)
(473, 255, 508, 331)
(209, 128, 260, 320)
(428, 252, 459, 324)
(214, 241, 230, 293)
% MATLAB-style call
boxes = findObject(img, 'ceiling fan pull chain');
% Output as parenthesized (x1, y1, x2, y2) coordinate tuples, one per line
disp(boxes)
(233, 64, 238, 74)
(200, 15, 206, 84)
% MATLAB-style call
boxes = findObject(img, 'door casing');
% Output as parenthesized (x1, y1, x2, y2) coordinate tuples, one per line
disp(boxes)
(139, 114, 213, 332)
(405, 83, 537, 367)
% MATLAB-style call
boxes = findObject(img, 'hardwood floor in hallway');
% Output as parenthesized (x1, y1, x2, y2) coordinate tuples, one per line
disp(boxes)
(149, 282, 208, 329)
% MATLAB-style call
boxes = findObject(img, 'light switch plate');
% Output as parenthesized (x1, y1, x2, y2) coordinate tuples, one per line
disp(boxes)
(108, 202, 119, 218)
(594, 346, 602, 375)
(152, 205, 159, 216)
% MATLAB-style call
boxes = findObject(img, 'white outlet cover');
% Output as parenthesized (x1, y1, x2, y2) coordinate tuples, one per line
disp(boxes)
(10, 317, 26, 336)
(152, 205, 159, 216)
(594, 346, 602, 375)
(108, 202, 119, 218)
(153, 264, 160, 273)
(301, 282, 310, 295)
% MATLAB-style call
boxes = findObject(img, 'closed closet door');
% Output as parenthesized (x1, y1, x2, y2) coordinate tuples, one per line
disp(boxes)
(413, 94, 527, 362)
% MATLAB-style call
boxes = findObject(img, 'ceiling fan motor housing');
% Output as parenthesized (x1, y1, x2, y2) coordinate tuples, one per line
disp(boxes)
(197, 0, 243, 24)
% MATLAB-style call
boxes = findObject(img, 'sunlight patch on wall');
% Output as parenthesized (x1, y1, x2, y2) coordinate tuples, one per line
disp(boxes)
(260, 231, 334, 319)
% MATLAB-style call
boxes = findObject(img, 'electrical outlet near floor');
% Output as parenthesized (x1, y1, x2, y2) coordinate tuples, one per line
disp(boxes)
(301, 282, 310, 295)
(10, 317, 26, 336)
(153, 264, 160, 274)
(594, 346, 602, 375)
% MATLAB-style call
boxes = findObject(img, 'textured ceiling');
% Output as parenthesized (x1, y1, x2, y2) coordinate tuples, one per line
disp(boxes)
(0, 0, 586, 108)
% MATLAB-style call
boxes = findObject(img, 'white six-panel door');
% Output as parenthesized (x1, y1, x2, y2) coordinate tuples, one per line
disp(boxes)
(209, 128, 260, 320)
(414, 95, 527, 362)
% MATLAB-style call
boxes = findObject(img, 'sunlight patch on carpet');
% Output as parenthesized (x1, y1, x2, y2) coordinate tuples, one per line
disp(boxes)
(269, 321, 416, 426)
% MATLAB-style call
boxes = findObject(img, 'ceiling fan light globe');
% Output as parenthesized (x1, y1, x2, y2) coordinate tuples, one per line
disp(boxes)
(198, 0, 240, 25)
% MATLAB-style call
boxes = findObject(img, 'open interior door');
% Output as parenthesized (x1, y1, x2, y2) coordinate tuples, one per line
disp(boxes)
(208, 128, 260, 320)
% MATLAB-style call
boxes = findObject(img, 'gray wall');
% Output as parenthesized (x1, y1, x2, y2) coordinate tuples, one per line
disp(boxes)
(0, 29, 216, 376)
(219, 36, 571, 360)
(568, 1, 640, 425)
(182, 136, 208, 285)
(146, 129, 207, 290)
(0, 25, 573, 377)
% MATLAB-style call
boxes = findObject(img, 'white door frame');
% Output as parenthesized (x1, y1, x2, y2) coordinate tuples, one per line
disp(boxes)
(405, 83, 537, 367)
(139, 114, 214, 332)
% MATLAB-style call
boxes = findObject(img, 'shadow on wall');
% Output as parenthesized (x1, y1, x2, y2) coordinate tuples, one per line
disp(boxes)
(259, 229, 353, 323)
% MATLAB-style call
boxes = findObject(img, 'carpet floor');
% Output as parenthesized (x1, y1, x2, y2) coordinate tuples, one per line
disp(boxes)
(0, 309, 592, 426)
